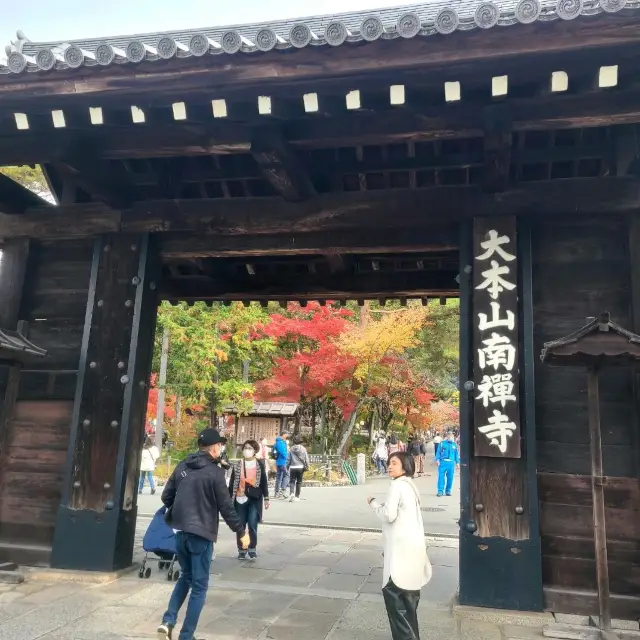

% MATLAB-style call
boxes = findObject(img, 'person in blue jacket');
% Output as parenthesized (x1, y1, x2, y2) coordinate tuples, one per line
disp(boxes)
(273, 432, 290, 498)
(435, 431, 460, 497)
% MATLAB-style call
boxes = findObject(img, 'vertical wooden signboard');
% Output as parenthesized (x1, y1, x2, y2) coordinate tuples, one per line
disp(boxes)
(473, 217, 521, 458)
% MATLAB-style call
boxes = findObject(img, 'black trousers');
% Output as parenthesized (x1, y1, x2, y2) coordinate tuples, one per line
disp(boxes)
(382, 579, 421, 640)
(289, 468, 304, 498)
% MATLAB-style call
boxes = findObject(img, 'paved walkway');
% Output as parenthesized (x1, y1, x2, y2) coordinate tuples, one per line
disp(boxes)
(0, 521, 548, 640)
(139, 458, 460, 536)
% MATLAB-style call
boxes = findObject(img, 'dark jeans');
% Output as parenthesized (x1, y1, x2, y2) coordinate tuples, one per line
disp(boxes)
(139, 470, 155, 492)
(235, 499, 259, 550)
(289, 468, 304, 498)
(275, 465, 289, 494)
(376, 458, 388, 474)
(162, 531, 213, 640)
(382, 578, 421, 640)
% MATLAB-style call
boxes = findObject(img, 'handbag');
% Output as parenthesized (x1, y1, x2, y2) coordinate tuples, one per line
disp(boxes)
(243, 461, 262, 500)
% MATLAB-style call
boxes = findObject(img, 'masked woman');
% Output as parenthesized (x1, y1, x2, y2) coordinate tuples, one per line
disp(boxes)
(228, 439, 270, 560)
(367, 452, 432, 640)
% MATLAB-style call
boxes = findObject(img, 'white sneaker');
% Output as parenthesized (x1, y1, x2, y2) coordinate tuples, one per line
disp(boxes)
(294, 497, 300, 502)
(289, 494, 295, 502)
(157, 623, 173, 640)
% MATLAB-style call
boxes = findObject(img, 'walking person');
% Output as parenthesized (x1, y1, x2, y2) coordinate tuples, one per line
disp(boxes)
(367, 452, 432, 640)
(388, 434, 402, 456)
(273, 431, 290, 498)
(374, 432, 389, 475)
(435, 431, 460, 497)
(432, 432, 442, 459)
(257, 437, 270, 481)
(228, 440, 270, 560)
(287, 435, 309, 502)
(139, 435, 160, 495)
(409, 435, 424, 477)
(157, 428, 249, 640)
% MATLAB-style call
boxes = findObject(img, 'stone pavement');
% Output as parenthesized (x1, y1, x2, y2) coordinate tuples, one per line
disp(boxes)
(0, 521, 549, 640)
(139, 459, 461, 537)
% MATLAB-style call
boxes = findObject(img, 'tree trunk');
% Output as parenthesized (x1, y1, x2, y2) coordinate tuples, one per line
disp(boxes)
(175, 396, 182, 428)
(156, 328, 170, 449)
(320, 398, 328, 454)
(311, 399, 317, 452)
(336, 401, 363, 458)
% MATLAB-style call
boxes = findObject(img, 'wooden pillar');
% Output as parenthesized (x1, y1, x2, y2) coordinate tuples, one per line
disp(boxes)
(0, 238, 30, 500)
(459, 217, 543, 611)
(587, 368, 611, 631)
(50, 234, 159, 571)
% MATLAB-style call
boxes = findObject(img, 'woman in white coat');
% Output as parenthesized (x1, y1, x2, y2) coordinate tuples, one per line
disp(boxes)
(139, 435, 160, 495)
(367, 451, 432, 640)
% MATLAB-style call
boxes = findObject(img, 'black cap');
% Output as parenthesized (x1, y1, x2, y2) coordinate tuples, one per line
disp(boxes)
(198, 428, 227, 447)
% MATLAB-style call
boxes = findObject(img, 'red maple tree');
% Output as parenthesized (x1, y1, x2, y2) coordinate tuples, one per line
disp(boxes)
(146, 373, 176, 424)
(255, 302, 358, 409)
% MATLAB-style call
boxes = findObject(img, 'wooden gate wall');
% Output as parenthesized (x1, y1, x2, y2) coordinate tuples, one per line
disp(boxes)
(1, 1, 640, 616)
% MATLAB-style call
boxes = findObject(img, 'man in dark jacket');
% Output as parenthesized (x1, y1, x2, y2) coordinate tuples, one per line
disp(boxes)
(157, 428, 249, 640)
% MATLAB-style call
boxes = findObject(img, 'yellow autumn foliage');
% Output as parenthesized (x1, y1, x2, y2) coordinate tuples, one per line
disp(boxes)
(338, 306, 427, 383)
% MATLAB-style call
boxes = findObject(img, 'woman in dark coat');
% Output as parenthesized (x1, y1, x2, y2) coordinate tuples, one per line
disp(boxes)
(228, 439, 270, 560)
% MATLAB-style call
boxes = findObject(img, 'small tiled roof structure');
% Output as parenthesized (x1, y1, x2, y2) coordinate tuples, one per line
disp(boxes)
(541, 311, 640, 367)
(2, 0, 637, 74)
(0, 328, 47, 364)
(226, 402, 299, 417)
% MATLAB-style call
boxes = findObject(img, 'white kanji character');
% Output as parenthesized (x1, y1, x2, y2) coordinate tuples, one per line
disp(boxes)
(476, 261, 516, 301)
(477, 410, 517, 454)
(476, 229, 516, 262)
(476, 373, 516, 408)
(478, 333, 516, 371)
(478, 301, 515, 331)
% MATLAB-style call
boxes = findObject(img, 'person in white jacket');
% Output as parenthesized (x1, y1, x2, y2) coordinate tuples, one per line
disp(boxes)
(139, 435, 160, 495)
(367, 452, 432, 640)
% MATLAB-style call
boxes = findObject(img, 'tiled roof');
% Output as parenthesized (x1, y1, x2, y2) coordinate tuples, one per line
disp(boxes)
(2, 0, 636, 75)
(226, 402, 299, 416)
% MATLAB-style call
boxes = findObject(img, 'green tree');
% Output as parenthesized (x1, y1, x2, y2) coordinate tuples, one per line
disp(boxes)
(154, 302, 275, 416)
(409, 300, 460, 398)
(0, 165, 52, 200)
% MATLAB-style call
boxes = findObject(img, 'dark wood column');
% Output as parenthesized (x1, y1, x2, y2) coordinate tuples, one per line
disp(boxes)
(458, 217, 543, 611)
(0, 238, 30, 505)
(50, 234, 159, 571)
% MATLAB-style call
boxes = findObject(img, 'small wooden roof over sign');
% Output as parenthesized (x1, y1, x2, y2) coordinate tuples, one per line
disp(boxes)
(226, 402, 299, 417)
(0, 327, 47, 365)
(540, 311, 640, 367)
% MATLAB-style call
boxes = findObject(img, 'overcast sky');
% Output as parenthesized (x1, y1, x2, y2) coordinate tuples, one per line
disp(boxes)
(2, 0, 412, 49)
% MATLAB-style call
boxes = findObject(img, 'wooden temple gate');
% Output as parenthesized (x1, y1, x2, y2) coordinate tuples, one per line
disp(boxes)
(1, 0, 640, 617)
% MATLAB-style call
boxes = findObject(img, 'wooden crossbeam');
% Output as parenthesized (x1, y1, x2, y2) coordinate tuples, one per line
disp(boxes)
(250, 130, 316, 201)
(49, 144, 135, 208)
(158, 226, 458, 258)
(3, 88, 640, 165)
(0, 172, 52, 214)
(161, 268, 460, 302)
(0, 178, 636, 240)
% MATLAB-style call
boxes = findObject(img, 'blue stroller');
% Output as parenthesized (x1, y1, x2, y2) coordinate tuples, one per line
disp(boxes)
(139, 506, 180, 581)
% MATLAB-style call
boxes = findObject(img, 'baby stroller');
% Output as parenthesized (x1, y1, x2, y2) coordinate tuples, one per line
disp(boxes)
(139, 506, 180, 581)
